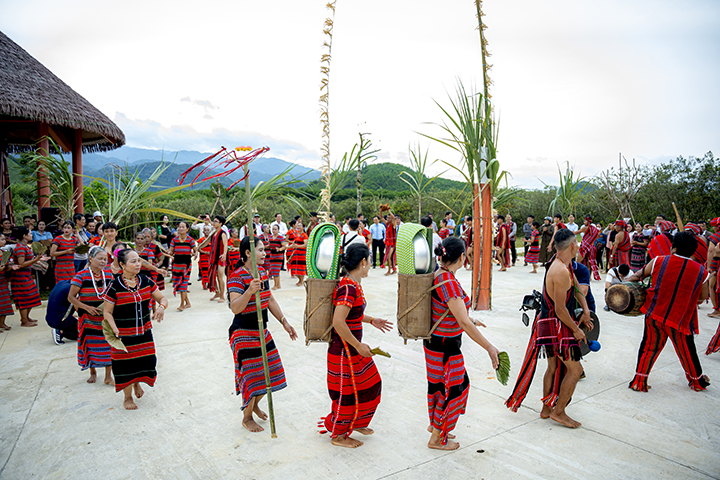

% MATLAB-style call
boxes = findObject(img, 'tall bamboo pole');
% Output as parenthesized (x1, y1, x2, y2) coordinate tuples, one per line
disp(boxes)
(243, 164, 277, 438)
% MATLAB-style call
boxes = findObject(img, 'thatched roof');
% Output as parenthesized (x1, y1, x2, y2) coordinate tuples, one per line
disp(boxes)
(0, 30, 125, 153)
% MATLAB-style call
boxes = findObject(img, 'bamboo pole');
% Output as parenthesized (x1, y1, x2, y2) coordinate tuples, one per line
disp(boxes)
(243, 164, 277, 438)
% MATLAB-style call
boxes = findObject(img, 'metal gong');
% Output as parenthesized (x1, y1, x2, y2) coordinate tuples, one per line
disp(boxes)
(412, 232, 431, 274)
(315, 232, 336, 277)
(580, 311, 601, 356)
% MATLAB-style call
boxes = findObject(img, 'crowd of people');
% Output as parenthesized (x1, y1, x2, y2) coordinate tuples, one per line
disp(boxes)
(1, 206, 718, 451)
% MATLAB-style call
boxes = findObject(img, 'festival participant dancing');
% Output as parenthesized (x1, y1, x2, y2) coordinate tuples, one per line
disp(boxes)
(228, 236, 297, 432)
(546, 214, 567, 253)
(576, 215, 601, 280)
(103, 249, 168, 410)
(68, 246, 114, 385)
(424, 237, 499, 449)
(286, 220, 308, 287)
(383, 211, 397, 275)
(322, 243, 392, 448)
(610, 220, 631, 267)
(648, 220, 675, 259)
(204, 215, 229, 302)
(495, 215, 510, 271)
(524, 221, 541, 273)
(146, 228, 166, 292)
(625, 232, 710, 391)
(629, 223, 650, 272)
(50, 221, 81, 283)
(0, 234, 17, 331)
(267, 224, 285, 290)
(11, 227, 49, 327)
(227, 228, 241, 272)
(168, 221, 197, 311)
(198, 225, 213, 289)
(461, 216, 473, 269)
(505, 229, 593, 427)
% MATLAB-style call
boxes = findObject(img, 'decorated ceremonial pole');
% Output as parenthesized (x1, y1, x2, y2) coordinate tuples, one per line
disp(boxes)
(243, 163, 277, 438)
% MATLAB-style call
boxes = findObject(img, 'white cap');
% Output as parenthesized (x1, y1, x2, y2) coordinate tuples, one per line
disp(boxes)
(93, 211, 102, 218)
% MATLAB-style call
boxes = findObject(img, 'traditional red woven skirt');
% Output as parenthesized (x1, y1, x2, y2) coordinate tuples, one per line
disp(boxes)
(11, 269, 41, 310)
(230, 328, 287, 409)
(55, 254, 75, 283)
(323, 337, 381, 438)
(111, 330, 157, 392)
(525, 244, 540, 264)
(77, 313, 111, 369)
(0, 275, 15, 316)
(199, 252, 210, 289)
(172, 262, 191, 295)
(288, 247, 307, 276)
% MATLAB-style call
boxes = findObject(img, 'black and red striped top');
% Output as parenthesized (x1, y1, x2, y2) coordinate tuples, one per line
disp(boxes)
(103, 275, 158, 337)
(171, 235, 196, 265)
(71, 268, 113, 316)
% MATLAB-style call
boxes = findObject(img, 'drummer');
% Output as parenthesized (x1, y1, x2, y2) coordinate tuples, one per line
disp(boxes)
(603, 264, 630, 312)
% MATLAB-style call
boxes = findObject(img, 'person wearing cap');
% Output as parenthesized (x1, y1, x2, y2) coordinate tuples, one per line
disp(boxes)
(252, 214, 263, 237)
(93, 211, 103, 224)
(610, 220, 631, 268)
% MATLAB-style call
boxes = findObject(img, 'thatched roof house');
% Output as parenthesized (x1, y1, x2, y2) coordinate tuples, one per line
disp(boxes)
(0, 30, 125, 219)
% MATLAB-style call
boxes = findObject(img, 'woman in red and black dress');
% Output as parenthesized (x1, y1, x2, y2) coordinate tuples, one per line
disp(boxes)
(147, 228, 166, 292)
(383, 212, 397, 275)
(169, 221, 197, 311)
(227, 228, 241, 273)
(286, 220, 308, 287)
(50, 221, 80, 283)
(198, 225, 213, 290)
(103, 249, 168, 410)
(68, 246, 114, 385)
(267, 224, 285, 290)
(0, 233, 17, 331)
(11, 227, 49, 327)
(524, 221, 541, 273)
(228, 236, 297, 432)
(204, 215, 228, 303)
(323, 243, 393, 448)
(425, 237, 499, 450)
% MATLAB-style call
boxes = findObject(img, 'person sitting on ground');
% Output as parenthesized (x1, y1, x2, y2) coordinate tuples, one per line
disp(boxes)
(603, 264, 631, 311)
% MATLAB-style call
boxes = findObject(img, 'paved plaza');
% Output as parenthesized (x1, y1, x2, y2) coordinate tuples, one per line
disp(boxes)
(1, 263, 718, 479)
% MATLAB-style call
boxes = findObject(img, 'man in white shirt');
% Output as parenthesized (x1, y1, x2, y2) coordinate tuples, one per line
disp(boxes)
(566, 214, 579, 233)
(342, 216, 352, 234)
(342, 219, 366, 248)
(191, 214, 212, 235)
(269, 213, 288, 236)
(369, 216, 386, 268)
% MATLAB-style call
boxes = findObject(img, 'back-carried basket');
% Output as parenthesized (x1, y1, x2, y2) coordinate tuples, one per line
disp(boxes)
(396, 273, 451, 344)
(303, 278, 340, 345)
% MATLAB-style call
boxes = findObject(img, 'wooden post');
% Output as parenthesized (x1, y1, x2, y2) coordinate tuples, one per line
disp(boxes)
(475, 182, 493, 310)
(37, 123, 50, 215)
(72, 129, 83, 213)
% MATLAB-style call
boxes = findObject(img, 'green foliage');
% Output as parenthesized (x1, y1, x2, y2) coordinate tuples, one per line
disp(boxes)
(84, 180, 109, 213)
(398, 144, 445, 222)
(545, 163, 592, 216)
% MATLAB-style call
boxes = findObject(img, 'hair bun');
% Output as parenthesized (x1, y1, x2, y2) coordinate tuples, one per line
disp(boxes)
(338, 253, 347, 267)
(434, 245, 444, 257)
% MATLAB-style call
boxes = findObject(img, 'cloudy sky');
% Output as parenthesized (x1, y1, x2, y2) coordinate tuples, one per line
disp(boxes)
(2, 0, 719, 188)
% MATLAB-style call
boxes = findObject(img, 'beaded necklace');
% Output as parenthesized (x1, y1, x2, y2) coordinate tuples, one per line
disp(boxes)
(87, 265, 107, 297)
(117, 274, 144, 335)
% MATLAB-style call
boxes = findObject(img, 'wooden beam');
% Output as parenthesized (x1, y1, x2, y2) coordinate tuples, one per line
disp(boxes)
(37, 123, 50, 213)
(48, 125, 72, 153)
(72, 129, 83, 213)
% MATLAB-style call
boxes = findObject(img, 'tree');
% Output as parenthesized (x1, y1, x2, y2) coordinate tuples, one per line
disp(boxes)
(398, 143, 444, 222)
(597, 155, 649, 223)
(354, 133, 378, 215)
(545, 162, 592, 216)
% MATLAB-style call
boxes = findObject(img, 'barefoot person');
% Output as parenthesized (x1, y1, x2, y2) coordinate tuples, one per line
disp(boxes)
(168, 221, 197, 311)
(102, 249, 168, 410)
(625, 232, 710, 391)
(425, 237, 500, 450)
(383, 211, 397, 275)
(11, 227, 49, 327)
(323, 243, 392, 448)
(50, 221, 81, 283)
(68, 246, 114, 385)
(267, 224, 285, 290)
(505, 229, 593, 428)
(204, 215, 229, 302)
(0, 234, 18, 331)
(285, 220, 308, 287)
(228, 236, 297, 432)
(523, 221, 541, 273)
(495, 215, 510, 271)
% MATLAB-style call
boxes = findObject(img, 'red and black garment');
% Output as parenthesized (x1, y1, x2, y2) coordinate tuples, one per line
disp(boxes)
(708, 232, 720, 272)
(286, 230, 308, 277)
(648, 233, 673, 259)
(629, 254, 709, 391)
(614, 231, 632, 267)
(525, 230, 541, 264)
(495, 223, 511, 267)
(207, 229, 228, 293)
(153, 243, 165, 291)
(322, 276, 381, 439)
(227, 266, 286, 409)
(138, 246, 155, 278)
(579, 224, 601, 280)
(198, 236, 211, 289)
(506, 257, 580, 411)
(227, 238, 241, 272)
(423, 268, 470, 445)
(73, 268, 113, 370)
(170, 235, 196, 295)
(0, 267, 14, 317)
(266, 235, 284, 278)
(11, 243, 41, 310)
(102, 275, 159, 392)
(438, 228, 451, 240)
(52, 234, 78, 282)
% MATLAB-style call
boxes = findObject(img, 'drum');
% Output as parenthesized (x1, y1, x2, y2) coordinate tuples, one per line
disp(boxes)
(605, 281, 647, 316)
(303, 278, 339, 345)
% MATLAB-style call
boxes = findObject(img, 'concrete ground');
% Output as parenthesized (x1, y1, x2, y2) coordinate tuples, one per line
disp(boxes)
(1, 261, 719, 480)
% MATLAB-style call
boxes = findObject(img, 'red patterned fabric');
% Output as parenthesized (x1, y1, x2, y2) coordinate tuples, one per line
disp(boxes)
(614, 231, 631, 267)
(11, 243, 41, 310)
(138, 246, 155, 278)
(266, 235, 284, 278)
(170, 235, 195, 295)
(207, 230, 228, 293)
(0, 274, 15, 316)
(52, 235, 78, 282)
(198, 237, 211, 289)
(438, 228, 450, 239)
(323, 276, 381, 438)
(648, 234, 672, 259)
(286, 230, 308, 276)
(692, 237, 708, 266)
(384, 220, 396, 247)
(579, 224, 600, 279)
(641, 255, 707, 335)
(72, 269, 113, 369)
(525, 230, 541, 264)
(430, 269, 469, 338)
(707, 320, 720, 355)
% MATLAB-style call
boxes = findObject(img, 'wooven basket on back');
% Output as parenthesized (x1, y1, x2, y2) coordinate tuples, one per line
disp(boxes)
(303, 278, 340, 345)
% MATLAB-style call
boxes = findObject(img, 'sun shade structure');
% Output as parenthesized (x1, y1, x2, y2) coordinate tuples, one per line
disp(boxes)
(0, 30, 125, 220)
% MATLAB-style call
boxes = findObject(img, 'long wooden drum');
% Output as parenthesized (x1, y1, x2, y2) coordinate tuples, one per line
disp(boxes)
(304, 278, 340, 345)
(397, 273, 434, 343)
(605, 281, 647, 316)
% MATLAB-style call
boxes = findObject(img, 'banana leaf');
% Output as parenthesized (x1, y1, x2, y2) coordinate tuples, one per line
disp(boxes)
(496, 351, 511, 386)
(0, 250, 11, 267)
(32, 242, 47, 255)
(102, 319, 127, 352)
(75, 244, 90, 254)
(371, 347, 391, 358)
